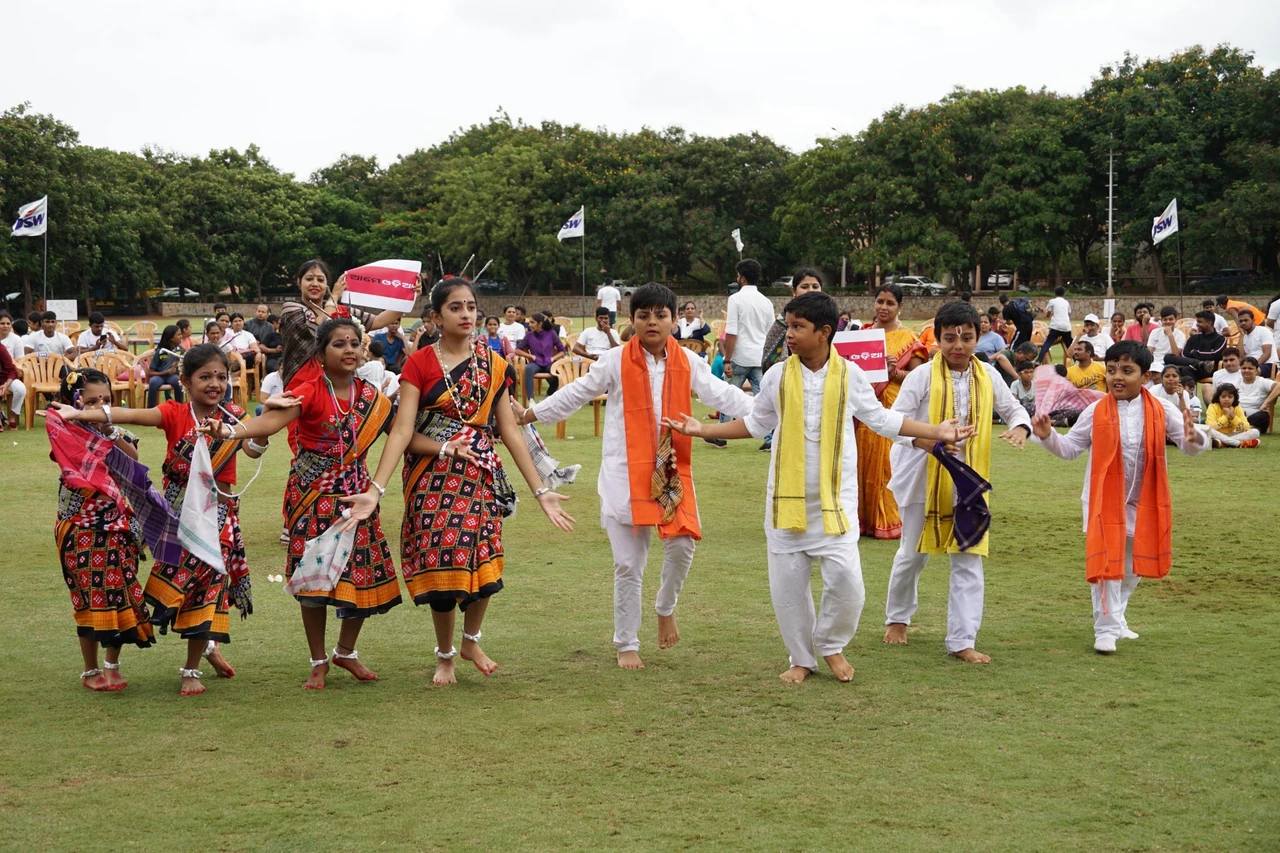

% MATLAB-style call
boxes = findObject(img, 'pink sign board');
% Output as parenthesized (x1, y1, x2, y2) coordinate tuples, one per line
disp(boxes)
(832, 328, 889, 383)
(343, 259, 422, 313)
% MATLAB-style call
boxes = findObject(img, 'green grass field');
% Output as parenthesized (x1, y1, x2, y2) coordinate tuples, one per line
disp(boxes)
(0, 403, 1276, 851)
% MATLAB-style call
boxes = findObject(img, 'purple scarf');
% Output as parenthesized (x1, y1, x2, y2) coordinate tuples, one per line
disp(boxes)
(104, 447, 183, 565)
(930, 441, 992, 552)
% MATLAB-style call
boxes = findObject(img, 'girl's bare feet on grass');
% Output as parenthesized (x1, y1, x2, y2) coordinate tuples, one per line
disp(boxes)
(180, 676, 206, 696)
(81, 671, 110, 691)
(823, 653, 855, 682)
(883, 623, 908, 644)
(950, 648, 991, 664)
(205, 643, 235, 678)
(459, 638, 498, 676)
(101, 668, 127, 691)
(304, 661, 328, 690)
(657, 613, 680, 649)
(332, 655, 378, 681)
(433, 658, 457, 685)
(617, 651, 645, 670)
(779, 665, 811, 684)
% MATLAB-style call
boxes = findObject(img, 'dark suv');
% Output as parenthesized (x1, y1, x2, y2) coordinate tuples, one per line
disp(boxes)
(1187, 269, 1266, 294)
(475, 278, 510, 294)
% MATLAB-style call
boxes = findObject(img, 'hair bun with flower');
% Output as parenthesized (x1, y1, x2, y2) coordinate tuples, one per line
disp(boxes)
(65, 370, 81, 385)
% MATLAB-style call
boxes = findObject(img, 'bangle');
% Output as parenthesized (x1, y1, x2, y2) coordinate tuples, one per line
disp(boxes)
(370, 481, 387, 497)
(438, 442, 451, 460)
(105, 426, 121, 442)
(102, 404, 112, 424)
(247, 439, 269, 454)
(533, 487, 551, 498)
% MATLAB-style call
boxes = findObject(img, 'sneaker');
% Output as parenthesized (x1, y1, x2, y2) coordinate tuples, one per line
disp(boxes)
(1241, 438, 1260, 448)
(1093, 636, 1117, 654)
(703, 438, 727, 448)
(759, 441, 772, 452)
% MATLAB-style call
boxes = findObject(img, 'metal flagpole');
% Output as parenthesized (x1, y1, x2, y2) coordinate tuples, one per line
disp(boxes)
(1175, 230, 1185, 316)
(580, 228, 586, 334)
(43, 227, 48, 305)
(1106, 147, 1114, 298)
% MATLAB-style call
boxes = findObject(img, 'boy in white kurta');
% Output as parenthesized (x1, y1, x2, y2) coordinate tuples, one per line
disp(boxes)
(669, 293, 971, 682)
(524, 284, 753, 670)
(1031, 340, 1206, 653)
(884, 301, 1033, 663)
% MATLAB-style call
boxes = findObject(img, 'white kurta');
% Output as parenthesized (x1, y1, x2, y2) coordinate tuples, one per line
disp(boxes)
(887, 360, 1032, 508)
(532, 345, 754, 526)
(742, 359, 904, 553)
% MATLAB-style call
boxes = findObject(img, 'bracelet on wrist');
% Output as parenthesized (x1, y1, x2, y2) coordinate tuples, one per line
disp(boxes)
(533, 487, 551, 498)
(370, 481, 387, 498)
(102, 404, 113, 425)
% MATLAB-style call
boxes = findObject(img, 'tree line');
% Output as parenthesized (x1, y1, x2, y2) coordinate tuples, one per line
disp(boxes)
(1, 44, 1276, 312)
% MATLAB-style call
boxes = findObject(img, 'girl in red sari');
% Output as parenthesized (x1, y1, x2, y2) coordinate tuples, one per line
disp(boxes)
(204, 318, 402, 689)
(855, 284, 928, 539)
(50, 344, 261, 695)
(344, 279, 575, 686)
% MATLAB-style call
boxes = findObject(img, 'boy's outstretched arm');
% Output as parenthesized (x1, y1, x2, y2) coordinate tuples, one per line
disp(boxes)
(522, 355, 613, 425)
(665, 415, 752, 440)
(1031, 408, 1092, 460)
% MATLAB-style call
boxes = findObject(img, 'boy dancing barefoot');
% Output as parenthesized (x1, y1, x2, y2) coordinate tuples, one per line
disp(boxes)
(668, 293, 972, 683)
(883, 301, 1033, 663)
(1031, 340, 1206, 653)
(522, 283, 752, 669)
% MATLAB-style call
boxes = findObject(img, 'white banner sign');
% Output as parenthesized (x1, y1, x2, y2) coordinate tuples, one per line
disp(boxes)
(47, 299, 78, 323)
(558, 206, 585, 241)
(1102, 299, 1115, 322)
(1151, 198, 1179, 246)
(342, 259, 421, 313)
(11, 195, 47, 237)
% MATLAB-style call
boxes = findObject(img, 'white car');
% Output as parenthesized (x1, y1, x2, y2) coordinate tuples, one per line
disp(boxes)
(890, 276, 949, 296)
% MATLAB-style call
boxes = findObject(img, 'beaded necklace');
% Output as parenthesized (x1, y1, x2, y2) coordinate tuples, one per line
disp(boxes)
(434, 340, 479, 418)
(323, 374, 359, 496)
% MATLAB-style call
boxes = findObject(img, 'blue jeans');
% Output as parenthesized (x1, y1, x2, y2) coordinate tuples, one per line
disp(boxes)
(719, 363, 763, 422)
(523, 362, 559, 400)
(146, 375, 184, 407)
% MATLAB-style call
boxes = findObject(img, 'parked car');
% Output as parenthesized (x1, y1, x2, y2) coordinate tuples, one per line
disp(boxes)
(1187, 268, 1268, 294)
(768, 276, 794, 290)
(891, 275, 949, 296)
(476, 278, 510, 294)
(985, 270, 1015, 290)
(605, 280, 636, 297)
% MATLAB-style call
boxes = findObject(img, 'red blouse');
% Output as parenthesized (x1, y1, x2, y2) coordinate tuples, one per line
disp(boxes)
(157, 399, 237, 483)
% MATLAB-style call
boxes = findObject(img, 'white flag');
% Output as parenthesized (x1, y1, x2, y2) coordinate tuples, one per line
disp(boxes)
(1151, 198, 1178, 246)
(11, 195, 47, 237)
(731, 228, 744, 252)
(557, 206, 585, 241)
(179, 436, 226, 576)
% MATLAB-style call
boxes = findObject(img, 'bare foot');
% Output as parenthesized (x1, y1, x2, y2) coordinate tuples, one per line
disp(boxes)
(617, 650, 645, 670)
(823, 653, 856, 682)
(81, 672, 110, 692)
(459, 638, 498, 676)
(205, 645, 235, 678)
(102, 668, 128, 691)
(949, 648, 991, 664)
(332, 655, 379, 681)
(180, 677, 206, 696)
(779, 665, 811, 684)
(657, 613, 680, 649)
(883, 623, 908, 645)
(433, 658, 457, 686)
(304, 662, 328, 690)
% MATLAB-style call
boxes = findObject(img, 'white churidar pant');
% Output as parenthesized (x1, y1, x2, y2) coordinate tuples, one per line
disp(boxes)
(767, 543, 864, 672)
(1093, 536, 1140, 641)
(604, 519, 696, 653)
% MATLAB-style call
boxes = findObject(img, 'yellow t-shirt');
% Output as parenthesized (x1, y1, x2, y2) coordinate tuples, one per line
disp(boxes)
(1067, 361, 1105, 392)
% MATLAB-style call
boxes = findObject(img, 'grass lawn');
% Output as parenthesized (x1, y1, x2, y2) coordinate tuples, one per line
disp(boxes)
(0, 402, 1276, 851)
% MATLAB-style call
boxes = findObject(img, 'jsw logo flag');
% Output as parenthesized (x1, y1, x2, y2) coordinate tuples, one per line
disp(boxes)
(1151, 198, 1179, 246)
(557, 206, 585, 241)
(11, 195, 48, 237)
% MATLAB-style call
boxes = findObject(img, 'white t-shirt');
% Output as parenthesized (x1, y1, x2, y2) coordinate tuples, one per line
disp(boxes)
(77, 328, 118, 353)
(0, 333, 24, 362)
(1236, 377, 1275, 415)
(1076, 331, 1112, 358)
(1150, 384, 1195, 415)
(576, 327, 621, 357)
(1147, 327, 1186, 360)
(1210, 312, 1228, 333)
(1239, 326, 1276, 364)
(1267, 299, 1280, 350)
(676, 317, 709, 340)
(1045, 297, 1072, 332)
(261, 371, 284, 398)
(26, 330, 74, 356)
(596, 286, 621, 312)
(497, 321, 526, 345)
(724, 285, 777, 367)
(223, 330, 257, 352)
(1211, 368, 1243, 391)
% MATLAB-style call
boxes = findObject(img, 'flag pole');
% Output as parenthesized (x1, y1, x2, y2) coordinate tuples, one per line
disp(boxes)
(1106, 147, 1114, 298)
(580, 229, 586, 335)
(1175, 230, 1185, 317)
(43, 227, 49, 306)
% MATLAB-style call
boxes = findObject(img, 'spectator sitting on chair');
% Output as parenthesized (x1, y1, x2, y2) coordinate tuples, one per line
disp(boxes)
(1108, 312, 1127, 346)
(1150, 364, 1194, 411)
(987, 306, 1009, 340)
(513, 312, 565, 400)
(975, 313, 1005, 359)
(675, 301, 712, 342)
(223, 313, 260, 368)
(1066, 340, 1106, 391)
(991, 341, 1040, 384)
(1166, 310, 1227, 382)
(245, 303, 273, 341)
(371, 322, 407, 371)
(255, 369, 283, 416)
(1237, 357, 1280, 433)
(145, 324, 185, 407)
(1124, 302, 1159, 344)
(1037, 286, 1073, 364)
(77, 312, 124, 355)
(174, 318, 194, 351)
(1236, 310, 1276, 379)
(1146, 305, 1186, 367)
(24, 311, 76, 358)
(574, 307, 622, 361)
(357, 339, 400, 401)
(0, 312, 25, 430)
(1074, 313, 1112, 358)
(1204, 383, 1260, 447)
(1202, 299, 1229, 334)
(1211, 348, 1243, 392)
(497, 305, 527, 349)
(1180, 375, 1204, 423)
(1010, 359, 1036, 416)
(482, 316, 506, 354)
(256, 314, 283, 373)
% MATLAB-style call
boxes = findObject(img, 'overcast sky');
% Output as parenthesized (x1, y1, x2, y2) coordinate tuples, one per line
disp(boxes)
(8, 0, 1279, 179)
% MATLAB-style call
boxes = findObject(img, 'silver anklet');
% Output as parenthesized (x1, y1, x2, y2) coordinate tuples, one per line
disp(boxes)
(332, 647, 359, 661)
(80, 668, 103, 679)
(434, 646, 457, 660)
(179, 668, 204, 679)
(310, 656, 329, 668)
(103, 662, 121, 671)
(462, 630, 482, 643)
(203, 640, 218, 658)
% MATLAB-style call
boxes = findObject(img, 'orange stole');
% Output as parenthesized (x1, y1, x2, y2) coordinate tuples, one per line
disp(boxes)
(621, 336, 700, 540)
(1085, 390, 1173, 583)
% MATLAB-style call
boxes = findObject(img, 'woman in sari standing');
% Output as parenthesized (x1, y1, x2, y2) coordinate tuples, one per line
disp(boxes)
(343, 279, 575, 686)
(855, 283, 928, 539)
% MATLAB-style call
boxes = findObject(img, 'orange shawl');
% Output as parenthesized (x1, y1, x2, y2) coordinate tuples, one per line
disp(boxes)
(622, 335, 700, 540)
(1085, 389, 1173, 583)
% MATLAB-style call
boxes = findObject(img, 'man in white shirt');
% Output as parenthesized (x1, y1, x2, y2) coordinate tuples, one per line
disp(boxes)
(1266, 297, 1280, 365)
(596, 282, 622, 325)
(573, 308, 622, 360)
(720, 259, 776, 421)
(1210, 349, 1243, 392)
(1236, 311, 1276, 378)
(76, 312, 124, 354)
(1147, 307, 1186, 363)
(1236, 357, 1280, 432)
(1038, 286, 1073, 364)
(1074, 313, 1112, 359)
(1201, 300, 1229, 334)
(25, 311, 76, 357)
(497, 305, 527, 348)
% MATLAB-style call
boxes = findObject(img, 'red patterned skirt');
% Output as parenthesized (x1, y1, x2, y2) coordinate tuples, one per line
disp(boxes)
(144, 500, 249, 643)
(57, 524, 155, 648)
